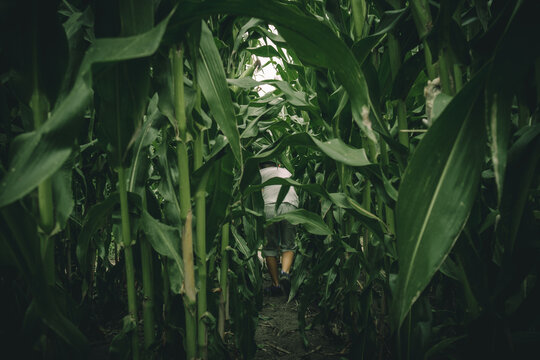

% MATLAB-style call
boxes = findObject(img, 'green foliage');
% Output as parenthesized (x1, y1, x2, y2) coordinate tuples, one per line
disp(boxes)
(392, 68, 488, 328)
(1, 0, 539, 359)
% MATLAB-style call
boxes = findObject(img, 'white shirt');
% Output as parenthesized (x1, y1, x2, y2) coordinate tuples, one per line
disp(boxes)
(260, 166, 299, 207)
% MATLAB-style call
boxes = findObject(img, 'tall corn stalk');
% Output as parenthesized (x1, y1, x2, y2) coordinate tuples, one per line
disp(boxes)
(173, 46, 198, 359)
(116, 166, 140, 360)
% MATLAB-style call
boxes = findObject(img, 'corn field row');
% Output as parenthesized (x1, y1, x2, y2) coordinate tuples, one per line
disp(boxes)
(0, 0, 539, 359)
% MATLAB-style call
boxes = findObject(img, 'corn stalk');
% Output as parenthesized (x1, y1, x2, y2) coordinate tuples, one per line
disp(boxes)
(117, 166, 140, 360)
(173, 45, 197, 360)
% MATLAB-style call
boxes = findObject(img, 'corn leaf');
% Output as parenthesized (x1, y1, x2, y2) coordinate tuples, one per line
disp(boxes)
(140, 211, 184, 294)
(0, 12, 173, 207)
(154, 133, 182, 227)
(1, 203, 88, 352)
(497, 124, 540, 254)
(197, 20, 243, 165)
(392, 68, 488, 329)
(175, 0, 388, 142)
(76, 195, 120, 274)
(267, 209, 332, 236)
(240, 133, 372, 190)
(205, 152, 235, 243)
(127, 94, 161, 195)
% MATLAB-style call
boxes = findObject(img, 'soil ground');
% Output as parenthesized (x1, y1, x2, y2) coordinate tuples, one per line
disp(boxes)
(250, 275, 348, 360)
(88, 274, 349, 359)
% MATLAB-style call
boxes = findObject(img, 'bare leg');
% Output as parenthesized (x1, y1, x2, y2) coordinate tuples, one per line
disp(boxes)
(266, 256, 280, 286)
(281, 251, 294, 274)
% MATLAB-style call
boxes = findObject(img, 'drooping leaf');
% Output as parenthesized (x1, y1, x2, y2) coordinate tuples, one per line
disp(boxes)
(310, 136, 371, 167)
(245, 45, 282, 58)
(267, 209, 332, 236)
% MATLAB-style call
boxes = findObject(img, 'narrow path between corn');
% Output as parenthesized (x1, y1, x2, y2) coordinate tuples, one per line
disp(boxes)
(252, 276, 347, 359)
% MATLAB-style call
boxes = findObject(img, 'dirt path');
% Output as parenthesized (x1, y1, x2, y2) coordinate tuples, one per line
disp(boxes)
(253, 277, 347, 359)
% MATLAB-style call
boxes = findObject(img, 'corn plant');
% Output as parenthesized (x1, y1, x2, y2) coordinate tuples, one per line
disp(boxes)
(1, 0, 539, 359)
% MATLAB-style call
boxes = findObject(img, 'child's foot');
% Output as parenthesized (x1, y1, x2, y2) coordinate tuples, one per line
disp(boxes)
(279, 271, 291, 298)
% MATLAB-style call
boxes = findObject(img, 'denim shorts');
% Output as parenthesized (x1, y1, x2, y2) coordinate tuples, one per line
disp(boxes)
(262, 202, 297, 257)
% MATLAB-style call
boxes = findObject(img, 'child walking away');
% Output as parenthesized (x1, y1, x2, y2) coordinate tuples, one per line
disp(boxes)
(259, 161, 299, 298)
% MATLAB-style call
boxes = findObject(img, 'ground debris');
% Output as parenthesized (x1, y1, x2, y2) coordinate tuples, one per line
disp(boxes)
(253, 277, 346, 359)
(300, 345, 322, 358)
(268, 343, 291, 355)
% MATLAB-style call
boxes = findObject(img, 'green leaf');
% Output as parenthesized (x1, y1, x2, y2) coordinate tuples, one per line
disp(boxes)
(484, 1, 540, 204)
(486, 89, 511, 205)
(230, 227, 259, 286)
(271, 81, 314, 109)
(373, 7, 408, 35)
(127, 93, 161, 195)
(175, 0, 388, 143)
(94, 59, 150, 167)
(259, 133, 370, 167)
(197, 20, 242, 165)
(245, 176, 385, 238)
(431, 93, 453, 123)
(93, 0, 155, 167)
(390, 50, 425, 100)
(228, 77, 313, 110)
(77, 195, 120, 274)
(392, 68, 488, 329)
(51, 160, 75, 232)
(206, 152, 235, 243)
(497, 124, 540, 254)
(226, 77, 261, 89)
(310, 136, 370, 167)
(245, 45, 282, 58)
(240, 132, 371, 190)
(0, 80, 89, 208)
(0, 12, 173, 207)
(154, 133, 182, 226)
(267, 209, 332, 236)
(140, 210, 184, 294)
(109, 315, 137, 360)
(424, 335, 467, 359)
(1, 203, 88, 352)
